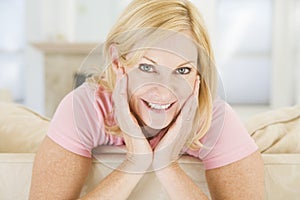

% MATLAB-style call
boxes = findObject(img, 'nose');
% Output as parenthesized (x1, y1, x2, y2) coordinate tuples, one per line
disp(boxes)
(154, 65, 176, 89)
(146, 84, 176, 103)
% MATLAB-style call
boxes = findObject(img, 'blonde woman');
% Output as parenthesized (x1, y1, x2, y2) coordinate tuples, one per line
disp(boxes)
(30, 0, 265, 199)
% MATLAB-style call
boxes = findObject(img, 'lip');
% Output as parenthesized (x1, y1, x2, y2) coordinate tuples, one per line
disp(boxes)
(141, 98, 176, 112)
(140, 97, 176, 105)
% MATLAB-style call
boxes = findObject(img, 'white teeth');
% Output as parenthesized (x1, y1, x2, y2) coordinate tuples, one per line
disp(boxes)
(147, 102, 171, 110)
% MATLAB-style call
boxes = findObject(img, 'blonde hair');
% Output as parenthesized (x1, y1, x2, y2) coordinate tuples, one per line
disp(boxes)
(90, 0, 217, 150)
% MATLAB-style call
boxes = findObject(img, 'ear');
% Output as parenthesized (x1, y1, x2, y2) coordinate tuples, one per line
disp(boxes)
(109, 44, 123, 75)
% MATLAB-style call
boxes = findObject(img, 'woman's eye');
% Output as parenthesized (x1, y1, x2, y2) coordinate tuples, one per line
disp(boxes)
(139, 63, 155, 73)
(176, 67, 191, 75)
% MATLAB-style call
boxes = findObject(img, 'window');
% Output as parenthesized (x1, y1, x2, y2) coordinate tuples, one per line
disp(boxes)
(0, 0, 26, 103)
(215, 0, 272, 105)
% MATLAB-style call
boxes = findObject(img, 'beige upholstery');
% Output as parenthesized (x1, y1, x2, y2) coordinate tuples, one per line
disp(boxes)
(0, 102, 49, 153)
(246, 104, 300, 153)
(0, 102, 300, 199)
(245, 104, 300, 200)
(0, 89, 12, 102)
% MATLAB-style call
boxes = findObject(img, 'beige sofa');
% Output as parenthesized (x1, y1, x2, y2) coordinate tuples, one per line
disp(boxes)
(0, 102, 300, 200)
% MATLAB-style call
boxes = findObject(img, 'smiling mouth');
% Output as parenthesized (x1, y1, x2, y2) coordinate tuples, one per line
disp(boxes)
(142, 99, 175, 110)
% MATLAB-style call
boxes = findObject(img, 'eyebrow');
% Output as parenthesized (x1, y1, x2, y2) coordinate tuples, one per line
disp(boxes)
(143, 56, 157, 64)
(177, 61, 194, 67)
(143, 56, 194, 67)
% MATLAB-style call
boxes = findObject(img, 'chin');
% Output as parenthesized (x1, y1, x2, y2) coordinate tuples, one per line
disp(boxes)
(143, 119, 171, 130)
(130, 96, 180, 130)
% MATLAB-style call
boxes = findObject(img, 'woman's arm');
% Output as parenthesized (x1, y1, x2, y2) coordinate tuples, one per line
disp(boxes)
(155, 163, 209, 200)
(29, 136, 150, 200)
(29, 136, 92, 199)
(205, 150, 265, 200)
(155, 150, 265, 200)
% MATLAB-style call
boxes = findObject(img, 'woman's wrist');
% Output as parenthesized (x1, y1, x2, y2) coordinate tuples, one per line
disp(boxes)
(152, 161, 179, 176)
(151, 148, 179, 171)
(121, 152, 153, 173)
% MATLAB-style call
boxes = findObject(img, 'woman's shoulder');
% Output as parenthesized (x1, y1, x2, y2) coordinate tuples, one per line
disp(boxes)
(196, 97, 257, 169)
(67, 82, 113, 114)
(47, 82, 116, 157)
(71, 82, 100, 102)
(204, 96, 244, 146)
(50, 82, 114, 138)
(211, 96, 229, 116)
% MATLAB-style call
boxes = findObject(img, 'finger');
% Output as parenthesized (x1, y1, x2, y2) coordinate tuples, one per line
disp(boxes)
(113, 75, 146, 139)
(116, 66, 125, 81)
(162, 80, 199, 135)
(112, 75, 129, 120)
(194, 75, 200, 97)
(158, 95, 196, 146)
(113, 75, 132, 123)
(181, 75, 200, 120)
(182, 93, 198, 120)
(113, 70, 126, 97)
(113, 74, 127, 107)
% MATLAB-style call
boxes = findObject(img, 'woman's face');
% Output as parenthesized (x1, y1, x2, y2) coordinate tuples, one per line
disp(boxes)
(125, 48, 198, 131)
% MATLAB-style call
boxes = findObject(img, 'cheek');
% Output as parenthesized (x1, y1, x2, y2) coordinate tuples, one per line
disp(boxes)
(126, 69, 146, 99)
(171, 77, 194, 101)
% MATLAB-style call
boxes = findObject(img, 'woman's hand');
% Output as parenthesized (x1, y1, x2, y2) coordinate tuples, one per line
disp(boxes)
(112, 69, 153, 172)
(152, 76, 200, 170)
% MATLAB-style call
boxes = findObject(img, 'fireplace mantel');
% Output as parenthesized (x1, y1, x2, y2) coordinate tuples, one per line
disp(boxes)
(32, 42, 100, 54)
(33, 42, 102, 117)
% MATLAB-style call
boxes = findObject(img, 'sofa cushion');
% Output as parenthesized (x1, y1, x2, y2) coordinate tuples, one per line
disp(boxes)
(245, 105, 300, 153)
(0, 102, 49, 153)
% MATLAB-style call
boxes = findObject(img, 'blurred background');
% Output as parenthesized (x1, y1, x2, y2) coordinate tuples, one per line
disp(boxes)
(0, 0, 299, 120)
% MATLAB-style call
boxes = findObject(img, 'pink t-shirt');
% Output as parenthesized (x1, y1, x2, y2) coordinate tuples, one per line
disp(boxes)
(47, 83, 258, 170)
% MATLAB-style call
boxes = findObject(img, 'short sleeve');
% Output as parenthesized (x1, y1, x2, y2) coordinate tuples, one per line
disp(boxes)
(200, 100, 258, 170)
(185, 98, 258, 170)
(47, 83, 106, 158)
